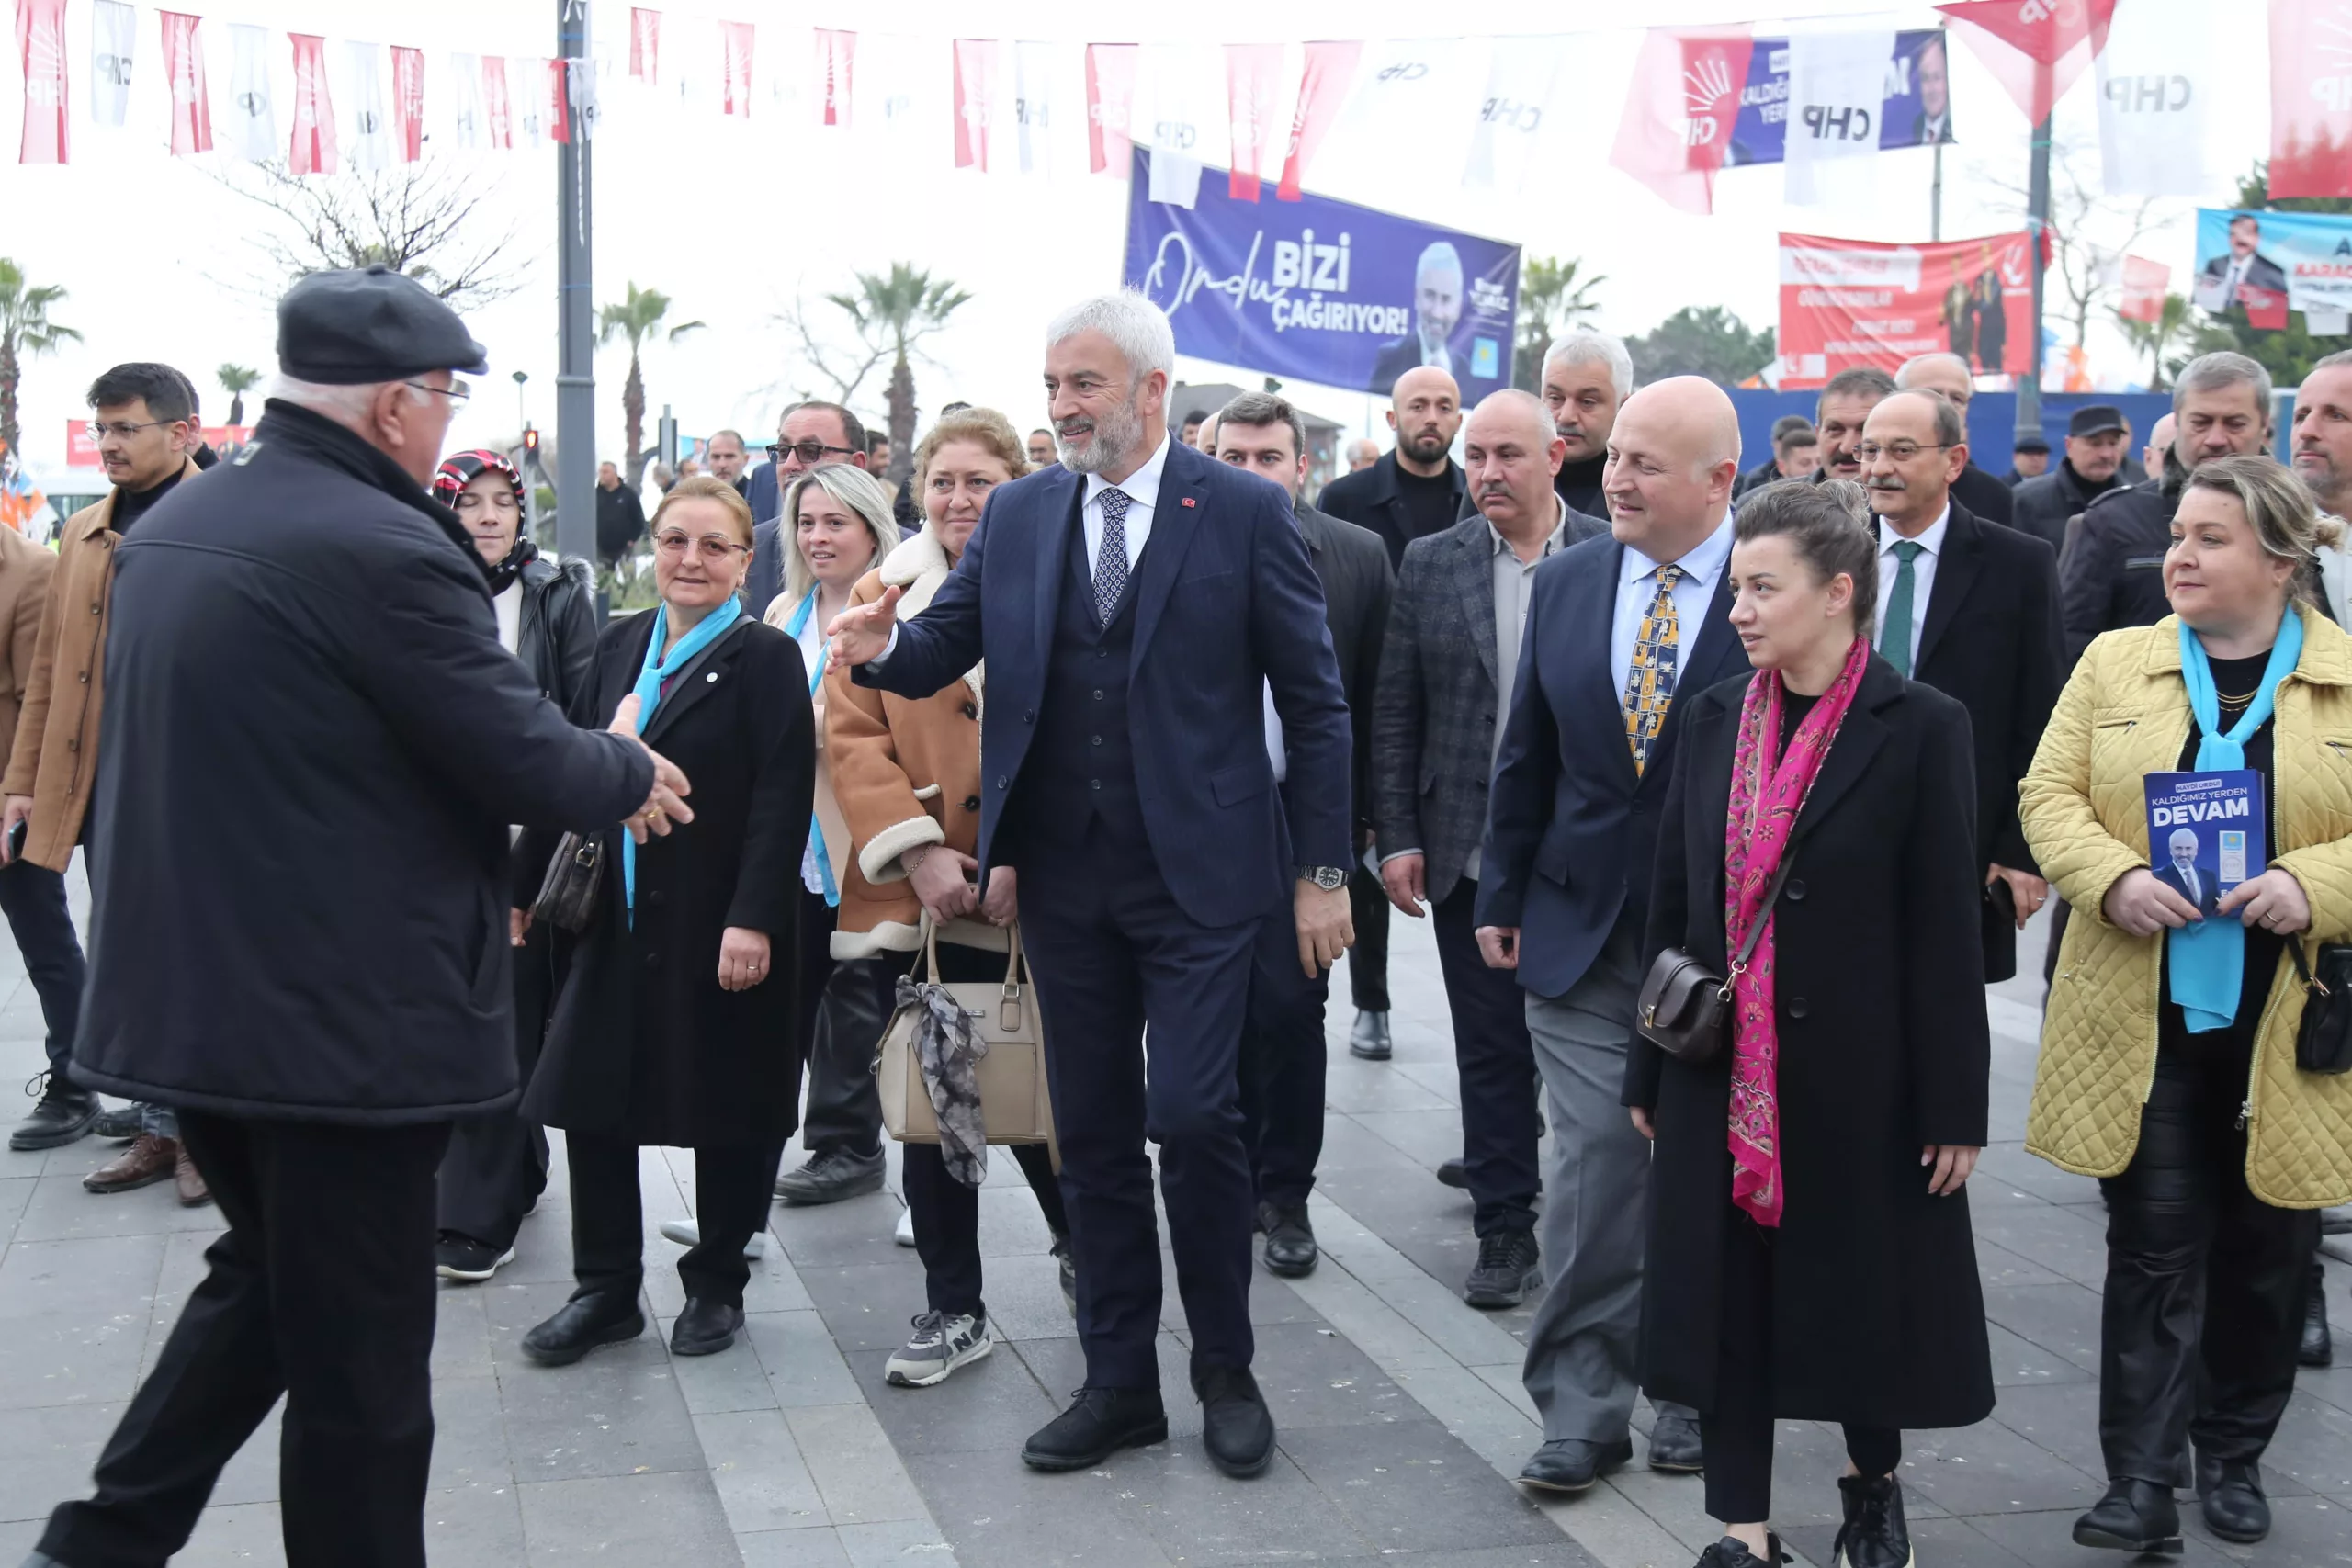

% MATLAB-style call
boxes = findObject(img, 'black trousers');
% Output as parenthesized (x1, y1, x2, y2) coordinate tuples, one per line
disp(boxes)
(2097, 1043, 2321, 1483)
(40, 1113, 449, 1568)
(1430, 877, 1542, 1236)
(1701, 1209, 1901, 1524)
(569, 1131, 773, 1309)
(435, 919, 556, 1250)
(1345, 863, 1390, 1013)
(796, 888, 888, 1160)
(0, 856, 85, 1085)
(1239, 903, 1331, 1210)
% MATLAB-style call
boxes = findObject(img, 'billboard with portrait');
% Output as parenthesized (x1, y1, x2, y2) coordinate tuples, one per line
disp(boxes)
(1777, 231, 2033, 389)
(1726, 28, 1955, 164)
(2191, 208, 2352, 333)
(1123, 149, 1521, 400)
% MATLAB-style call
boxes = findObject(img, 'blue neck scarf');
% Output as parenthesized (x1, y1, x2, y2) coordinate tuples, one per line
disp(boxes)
(622, 598, 744, 919)
(2169, 610, 2302, 1032)
(785, 589, 840, 908)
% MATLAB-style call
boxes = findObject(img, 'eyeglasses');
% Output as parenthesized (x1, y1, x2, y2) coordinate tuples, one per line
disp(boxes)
(1853, 440, 1951, 463)
(85, 419, 179, 442)
(653, 529, 752, 561)
(765, 439, 858, 465)
(404, 377, 472, 401)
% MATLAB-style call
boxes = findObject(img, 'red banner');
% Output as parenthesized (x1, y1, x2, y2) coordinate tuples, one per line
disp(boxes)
(288, 32, 336, 175)
(815, 28, 853, 127)
(1224, 42, 1282, 201)
(1084, 41, 1135, 176)
(953, 39, 995, 171)
(1777, 231, 2033, 389)
(2269, 3, 2352, 198)
(390, 45, 424, 162)
(160, 10, 209, 155)
(1938, 0, 2115, 124)
(628, 7, 659, 85)
(16, 0, 67, 164)
(1277, 39, 1359, 201)
(546, 58, 570, 142)
(718, 20, 753, 117)
(482, 56, 511, 150)
(1609, 27, 1752, 215)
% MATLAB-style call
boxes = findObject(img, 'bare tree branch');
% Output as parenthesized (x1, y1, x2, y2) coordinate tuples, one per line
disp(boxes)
(768, 289, 888, 405)
(1976, 135, 2181, 348)
(204, 156, 529, 310)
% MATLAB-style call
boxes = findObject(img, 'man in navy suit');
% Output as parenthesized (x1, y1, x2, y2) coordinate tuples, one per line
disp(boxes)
(2154, 829, 2223, 919)
(831, 291, 1354, 1482)
(1476, 377, 1752, 1495)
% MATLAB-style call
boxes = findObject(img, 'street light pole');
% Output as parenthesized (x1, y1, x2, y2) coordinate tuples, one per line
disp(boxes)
(554, 0, 596, 567)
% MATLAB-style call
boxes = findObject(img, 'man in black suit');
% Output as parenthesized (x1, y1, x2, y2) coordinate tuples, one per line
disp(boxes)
(2196, 214, 2290, 311)
(1215, 392, 1395, 1280)
(1860, 389, 2063, 982)
(1894, 353, 2014, 527)
(1537, 332, 1633, 517)
(1374, 390, 1606, 1314)
(1370, 242, 1466, 398)
(2154, 829, 2223, 919)
(2012, 404, 2130, 555)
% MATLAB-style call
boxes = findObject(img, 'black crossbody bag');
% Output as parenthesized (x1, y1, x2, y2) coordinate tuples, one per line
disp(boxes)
(1634, 859, 1799, 1068)
(2285, 940, 2352, 1075)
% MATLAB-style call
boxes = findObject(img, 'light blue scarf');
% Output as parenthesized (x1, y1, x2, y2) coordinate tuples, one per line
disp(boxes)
(785, 589, 839, 908)
(622, 598, 744, 920)
(2169, 610, 2302, 1032)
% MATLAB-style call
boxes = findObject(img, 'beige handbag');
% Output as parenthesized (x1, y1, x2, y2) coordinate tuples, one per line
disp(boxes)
(875, 917, 1057, 1150)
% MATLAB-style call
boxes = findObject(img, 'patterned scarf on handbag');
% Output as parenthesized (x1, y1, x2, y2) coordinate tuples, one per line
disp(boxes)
(1722, 635, 1871, 1227)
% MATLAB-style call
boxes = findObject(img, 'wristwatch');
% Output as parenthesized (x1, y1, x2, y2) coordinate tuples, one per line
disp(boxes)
(1299, 865, 1348, 892)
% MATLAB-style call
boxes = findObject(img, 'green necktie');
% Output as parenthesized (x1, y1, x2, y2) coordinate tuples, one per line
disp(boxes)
(1882, 540, 1925, 677)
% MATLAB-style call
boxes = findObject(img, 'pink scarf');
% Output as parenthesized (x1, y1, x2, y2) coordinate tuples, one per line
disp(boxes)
(1722, 637, 1871, 1227)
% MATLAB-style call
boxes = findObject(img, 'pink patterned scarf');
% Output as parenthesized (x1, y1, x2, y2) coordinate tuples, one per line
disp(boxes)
(1722, 636, 1871, 1227)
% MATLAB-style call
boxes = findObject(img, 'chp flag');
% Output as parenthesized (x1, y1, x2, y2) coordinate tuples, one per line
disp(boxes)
(1777, 231, 2032, 389)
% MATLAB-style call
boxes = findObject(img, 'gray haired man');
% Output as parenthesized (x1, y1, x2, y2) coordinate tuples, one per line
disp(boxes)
(1539, 331, 1633, 519)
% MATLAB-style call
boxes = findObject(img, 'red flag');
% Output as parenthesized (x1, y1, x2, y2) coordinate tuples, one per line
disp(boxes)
(390, 46, 424, 162)
(160, 11, 211, 156)
(718, 21, 753, 117)
(815, 28, 854, 127)
(2268, 1, 2352, 198)
(1937, 0, 2116, 124)
(546, 58, 570, 142)
(1277, 39, 1360, 201)
(1224, 43, 1283, 201)
(2118, 254, 2168, 323)
(1085, 42, 1136, 176)
(1610, 26, 1752, 215)
(482, 55, 512, 150)
(628, 7, 660, 85)
(954, 39, 996, 171)
(288, 33, 337, 175)
(16, 0, 68, 164)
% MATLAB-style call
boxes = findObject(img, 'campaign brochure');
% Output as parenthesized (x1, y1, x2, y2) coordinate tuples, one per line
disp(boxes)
(2143, 771, 2267, 911)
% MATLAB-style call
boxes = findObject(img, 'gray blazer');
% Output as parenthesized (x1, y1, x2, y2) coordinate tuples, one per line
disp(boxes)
(1372, 505, 1607, 905)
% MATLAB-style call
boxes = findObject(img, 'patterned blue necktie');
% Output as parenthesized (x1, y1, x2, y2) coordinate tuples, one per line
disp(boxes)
(1094, 486, 1132, 623)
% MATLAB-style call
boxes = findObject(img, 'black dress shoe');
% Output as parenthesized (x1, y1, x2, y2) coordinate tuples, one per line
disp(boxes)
(1464, 1229, 1542, 1309)
(1695, 1534, 1782, 1568)
(2196, 1454, 2270, 1544)
(521, 1292, 646, 1366)
(1517, 1436, 1634, 1494)
(1349, 1010, 1392, 1060)
(8, 1077, 99, 1152)
(2072, 1478, 2182, 1554)
(1831, 1472, 1910, 1568)
(1194, 1365, 1276, 1478)
(91, 1104, 142, 1141)
(672, 1296, 745, 1357)
(1646, 1411, 1703, 1472)
(2301, 1259, 2333, 1368)
(1436, 1156, 1468, 1190)
(1259, 1201, 1318, 1278)
(1022, 1387, 1169, 1471)
(774, 1145, 887, 1205)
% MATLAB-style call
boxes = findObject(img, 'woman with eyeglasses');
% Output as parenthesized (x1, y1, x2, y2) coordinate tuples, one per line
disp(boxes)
(515, 476, 815, 1365)
(426, 450, 600, 1284)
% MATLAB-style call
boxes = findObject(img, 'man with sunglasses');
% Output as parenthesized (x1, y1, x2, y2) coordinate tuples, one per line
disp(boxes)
(741, 401, 871, 618)
(3, 364, 208, 1199)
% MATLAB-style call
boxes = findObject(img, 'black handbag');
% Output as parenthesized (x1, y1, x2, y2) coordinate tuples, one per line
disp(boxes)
(2285, 939, 2352, 1075)
(1634, 859, 1798, 1067)
(531, 831, 605, 933)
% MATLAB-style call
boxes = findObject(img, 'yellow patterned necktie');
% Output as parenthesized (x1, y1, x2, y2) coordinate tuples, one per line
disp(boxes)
(1623, 564, 1685, 774)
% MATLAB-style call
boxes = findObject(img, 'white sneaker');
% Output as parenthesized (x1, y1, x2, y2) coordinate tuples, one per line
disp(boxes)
(896, 1207, 917, 1247)
(659, 1218, 770, 1258)
(885, 1310, 992, 1387)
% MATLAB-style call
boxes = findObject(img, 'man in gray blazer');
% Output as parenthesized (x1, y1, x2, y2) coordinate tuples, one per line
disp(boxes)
(1371, 390, 1605, 1308)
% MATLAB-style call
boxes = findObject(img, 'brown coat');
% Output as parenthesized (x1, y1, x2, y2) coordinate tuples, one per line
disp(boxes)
(823, 525, 1004, 960)
(3, 457, 201, 872)
(0, 526, 57, 759)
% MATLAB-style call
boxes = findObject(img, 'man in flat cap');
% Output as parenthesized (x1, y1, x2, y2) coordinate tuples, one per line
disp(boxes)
(2011, 404, 2132, 557)
(25, 265, 694, 1568)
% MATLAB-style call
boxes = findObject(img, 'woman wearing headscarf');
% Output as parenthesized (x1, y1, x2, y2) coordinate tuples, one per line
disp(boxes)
(426, 450, 601, 1282)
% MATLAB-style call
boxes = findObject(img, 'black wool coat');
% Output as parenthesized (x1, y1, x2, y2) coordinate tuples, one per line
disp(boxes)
(1625, 656, 1996, 1431)
(521, 611, 815, 1148)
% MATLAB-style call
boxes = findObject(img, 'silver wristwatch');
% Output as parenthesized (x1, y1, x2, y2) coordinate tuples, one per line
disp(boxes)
(1299, 865, 1348, 892)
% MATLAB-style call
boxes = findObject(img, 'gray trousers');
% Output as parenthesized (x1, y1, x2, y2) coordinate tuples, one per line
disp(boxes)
(1521, 916, 1695, 1443)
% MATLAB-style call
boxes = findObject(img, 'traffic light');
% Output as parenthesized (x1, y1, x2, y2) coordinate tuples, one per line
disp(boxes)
(522, 424, 540, 457)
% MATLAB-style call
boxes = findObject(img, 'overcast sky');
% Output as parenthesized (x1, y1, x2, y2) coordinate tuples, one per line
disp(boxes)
(1, 0, 2273, 479)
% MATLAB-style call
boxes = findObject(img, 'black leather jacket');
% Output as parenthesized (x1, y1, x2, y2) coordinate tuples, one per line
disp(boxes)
(514, 554, 599, 712)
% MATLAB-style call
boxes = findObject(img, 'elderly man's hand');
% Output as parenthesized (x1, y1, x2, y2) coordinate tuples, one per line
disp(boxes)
(609, 694, 694, 842)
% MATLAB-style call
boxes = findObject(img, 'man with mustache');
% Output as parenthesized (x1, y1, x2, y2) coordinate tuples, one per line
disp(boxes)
(1810, 366, 1897, 485)
(1539, 332, 1633, 520)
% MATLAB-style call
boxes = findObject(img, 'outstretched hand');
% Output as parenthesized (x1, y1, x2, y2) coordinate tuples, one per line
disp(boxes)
(609, 693, 695, 844)
(828, 585, 902, 667)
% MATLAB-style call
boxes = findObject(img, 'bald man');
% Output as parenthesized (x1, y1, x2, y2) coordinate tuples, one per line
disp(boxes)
(1321, 366, 1471, 573)
(1344, 437, 1381, 473)
(1894, 353, 2015, 526)
(1476, 377, 1752, 1493)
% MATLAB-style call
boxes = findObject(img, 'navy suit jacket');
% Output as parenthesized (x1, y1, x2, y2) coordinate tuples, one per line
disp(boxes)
(2154, 861, 2223, 919)
(854, 438, 1353, 930)
(1475, 529, 1750, 999)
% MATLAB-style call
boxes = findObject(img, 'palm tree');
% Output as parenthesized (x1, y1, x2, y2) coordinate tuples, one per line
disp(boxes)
(596, 283, 704, 484)
(825, 265, 972, 482)
(1513, 255, 1607, 392)
(2115, 292, 2192, 391)
(217, 365, 262, 428)
(0, 259, 82, 458)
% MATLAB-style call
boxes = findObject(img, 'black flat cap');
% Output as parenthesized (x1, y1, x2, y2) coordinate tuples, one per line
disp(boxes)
(277, 264, 489, 385)
(2067, 404, 2127, 438)
(2014, 433, 2051, 454)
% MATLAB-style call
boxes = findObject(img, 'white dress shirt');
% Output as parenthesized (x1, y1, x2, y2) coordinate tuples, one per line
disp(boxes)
(1082, 433, 1170, 578)
(1609, 513, 1736, 701)
(1872, 505, 1951, 671)
(493, 581, 522, 655)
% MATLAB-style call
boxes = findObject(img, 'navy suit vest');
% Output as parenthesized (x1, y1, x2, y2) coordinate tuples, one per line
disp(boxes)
(1006, 516, 1149, 859)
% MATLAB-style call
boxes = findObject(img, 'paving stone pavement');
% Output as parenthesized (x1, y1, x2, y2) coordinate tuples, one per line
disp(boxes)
(0, 878, 2345, 1566)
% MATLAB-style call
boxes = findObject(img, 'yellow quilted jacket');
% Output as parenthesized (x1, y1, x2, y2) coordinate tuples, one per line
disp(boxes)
(2021, 605, 2352, 1209)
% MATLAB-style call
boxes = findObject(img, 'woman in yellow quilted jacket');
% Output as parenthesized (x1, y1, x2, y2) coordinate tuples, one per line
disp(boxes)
(2021, 455, 2352, 1556)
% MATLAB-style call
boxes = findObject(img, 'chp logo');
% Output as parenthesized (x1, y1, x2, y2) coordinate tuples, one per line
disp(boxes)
(1680, 47, 1736, 148)
(2307, 1, 2352, 111)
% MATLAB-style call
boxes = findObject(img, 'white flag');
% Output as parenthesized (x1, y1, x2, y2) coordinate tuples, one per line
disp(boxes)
(449, 52, 482, 149)
(1139, 43, 1221, 208)
(1318, 39, 1477, 197)
(2096, 0, 2211, 197)
(228, 23, 277, 163)
(1463, 34, 1566, 193)
(90, 0, 134, 127)
(343, 42, 391, 171)
(1012, 40, 1055, 177)
(569, 58, 601, 141)
(1783, 28, 1894, 207)
(859, 30, 930, 168)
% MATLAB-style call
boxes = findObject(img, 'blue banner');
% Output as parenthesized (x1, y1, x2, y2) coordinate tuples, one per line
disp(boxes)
(1123, 149, 1521, 401)
(1725, 28, 1953, 165)
(2192, 208, 2352, 327)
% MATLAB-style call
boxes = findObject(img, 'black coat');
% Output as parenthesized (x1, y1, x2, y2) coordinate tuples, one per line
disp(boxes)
(2009, 459, 2122, 557)
(595, 481, 647, 565)
(1317, 451, 1468, 570)
(2059, 474, 2177, 671)
(1950, 461, 2014, 528)
(1899, 501, 2063, 981)
(1295, 503, 1396, 836)
(1554, 454, 1607, 520)
(521, 611, 814, 1148)
(514, 551, 599, 709)
(1627, 657, 1994, 1431)
(74, 400, 652, 1123)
